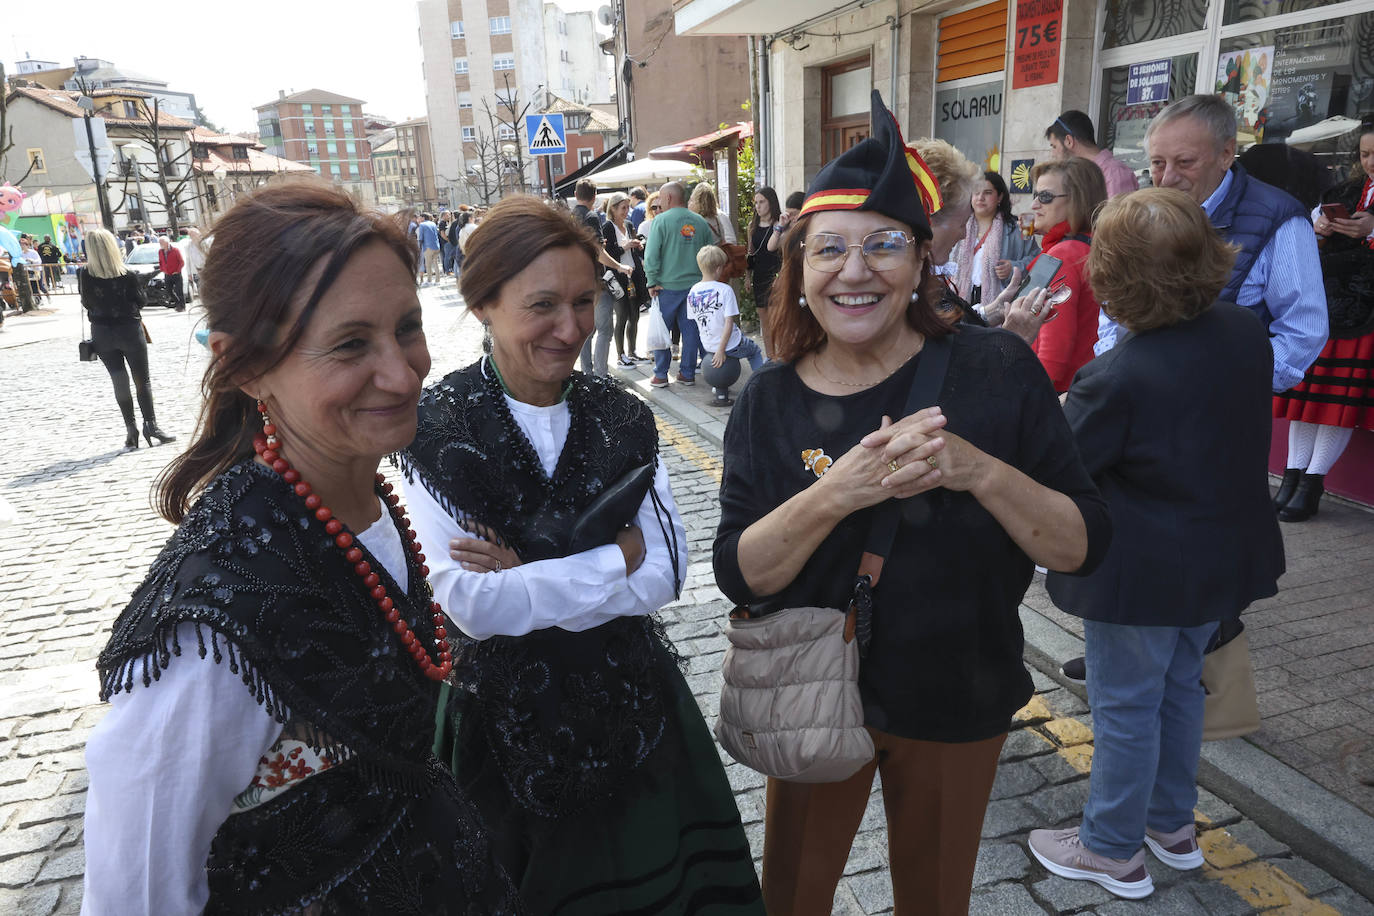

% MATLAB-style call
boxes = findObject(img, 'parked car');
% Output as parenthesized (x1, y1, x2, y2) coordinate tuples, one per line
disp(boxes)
(124, 243, 176, 308)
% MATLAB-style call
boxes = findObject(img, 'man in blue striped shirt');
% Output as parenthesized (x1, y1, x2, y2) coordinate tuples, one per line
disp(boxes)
(1143, 94, 1328, 392)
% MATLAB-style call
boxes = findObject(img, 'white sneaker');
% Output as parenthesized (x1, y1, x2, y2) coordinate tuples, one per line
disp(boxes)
(1029, 827, 1154, 900)
(1144, 824, 1205, 870)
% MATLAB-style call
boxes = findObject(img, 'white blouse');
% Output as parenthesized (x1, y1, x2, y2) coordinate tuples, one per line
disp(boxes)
(81, 499, 405, 916)
(398, 392, 688, 642)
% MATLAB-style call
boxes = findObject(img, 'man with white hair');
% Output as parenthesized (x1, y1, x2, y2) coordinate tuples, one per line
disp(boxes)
(157, 235, 186, 311)
(1141, 94, 1326, 390)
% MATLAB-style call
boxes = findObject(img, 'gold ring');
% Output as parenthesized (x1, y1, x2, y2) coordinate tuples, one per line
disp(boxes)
(888, 459, 900, 473)
(926, 456, 939, 469)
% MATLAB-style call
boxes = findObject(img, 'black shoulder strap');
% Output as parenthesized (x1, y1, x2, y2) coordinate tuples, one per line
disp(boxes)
(859, 334, 952, 586)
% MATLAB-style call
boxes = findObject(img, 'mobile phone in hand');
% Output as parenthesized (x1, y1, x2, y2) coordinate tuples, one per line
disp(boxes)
(1013, 254, 1064, 300)
(1321, 203, 1352, 221)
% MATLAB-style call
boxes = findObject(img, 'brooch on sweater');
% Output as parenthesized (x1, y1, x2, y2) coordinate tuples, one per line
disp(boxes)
(802, 447, 834, 478)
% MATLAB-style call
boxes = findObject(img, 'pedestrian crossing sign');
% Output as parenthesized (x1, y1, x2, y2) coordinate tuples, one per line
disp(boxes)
(525, 113, 567, 156)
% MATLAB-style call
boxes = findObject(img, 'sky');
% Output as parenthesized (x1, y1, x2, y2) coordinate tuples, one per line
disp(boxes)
(5, 0, 607, 135)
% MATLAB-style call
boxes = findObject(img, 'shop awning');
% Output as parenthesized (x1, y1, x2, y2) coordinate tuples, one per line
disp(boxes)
(648, 122, 753, 166)
(674, 0, 854, 35)
(1285, 116, 1362, 149)
(553, 143, 629, 196)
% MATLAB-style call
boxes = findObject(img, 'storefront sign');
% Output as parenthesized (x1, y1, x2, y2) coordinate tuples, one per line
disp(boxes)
(1266, 45, 1336, 134)
(1215, 46, 1274, 143)
(1126, 59, 1171, 106)
(934, 80, 1004, 171)
(1009, 159, 1035, 194)
(1012, 0, 1062, 90)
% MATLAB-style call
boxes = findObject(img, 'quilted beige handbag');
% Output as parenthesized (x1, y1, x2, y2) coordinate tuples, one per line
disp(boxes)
(715, 606, 874, 783)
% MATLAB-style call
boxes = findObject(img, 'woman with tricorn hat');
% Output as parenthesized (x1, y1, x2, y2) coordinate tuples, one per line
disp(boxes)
(712, 91, 1111, 914)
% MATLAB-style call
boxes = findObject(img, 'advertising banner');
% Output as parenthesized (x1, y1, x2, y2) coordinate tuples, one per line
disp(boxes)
(1012, 0, 1063, 89)
(934, 79, 1004, 171)
(1127, 59, 1172, 106)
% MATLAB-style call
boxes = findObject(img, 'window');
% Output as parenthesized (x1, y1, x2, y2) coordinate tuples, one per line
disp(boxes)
(232, 145, 249, 160)
(498, 124, 516, 140)
(307, 144, 319, 156)
(936, 1, 1007, 81)
(346, 141, 357, 154)
(341, 104, 351, 114)
(206, 185, 218, 209)
(305, 121, 316, 134)
(490, 16, 512, 33)
(454, 57, 468, 74)
(325, 121, 336, 134)
(192, 143, 210, 159)
(458, 91, 473, 109)
(493, 54, 515, 71)
(821, 56, 873, 164)
(462, 126, 477, 141)
(331, 163, 341, 177)
(343, 120, 354, 135)
(451, 20, 465, 38)
(302, 104, 313, 113)
(122, 100, 139, 118)
(322, 105, 332, 114)
(578, 147, 594, 166)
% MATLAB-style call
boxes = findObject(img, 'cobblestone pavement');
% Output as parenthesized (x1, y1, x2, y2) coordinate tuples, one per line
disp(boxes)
(1, 285, 1370, 913)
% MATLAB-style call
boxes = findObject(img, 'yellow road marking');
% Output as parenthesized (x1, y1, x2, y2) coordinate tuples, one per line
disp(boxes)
(656, 415, 722, 484)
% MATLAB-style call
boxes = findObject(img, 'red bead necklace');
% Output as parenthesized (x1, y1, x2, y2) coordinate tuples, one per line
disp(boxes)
(253, 400, 453, 682)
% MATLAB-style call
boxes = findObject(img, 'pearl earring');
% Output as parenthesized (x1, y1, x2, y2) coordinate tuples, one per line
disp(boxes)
(910, 290, 920, 303)
(799, 295, 808, 309)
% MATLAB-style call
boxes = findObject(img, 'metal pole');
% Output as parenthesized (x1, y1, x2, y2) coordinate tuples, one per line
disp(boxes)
(83, 112, 114, 230)
(543, 155, 554, 200)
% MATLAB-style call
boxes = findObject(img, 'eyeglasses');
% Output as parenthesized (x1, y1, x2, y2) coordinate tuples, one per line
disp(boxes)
(801, 230, 917, 272)
(1030, 190, 1069, 205)
(650, 205, 662, 212)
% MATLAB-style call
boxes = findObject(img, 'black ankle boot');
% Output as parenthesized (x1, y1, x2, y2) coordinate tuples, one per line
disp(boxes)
(1273, 468, 1302, 510)
(124, 423, 140, 450)
(1279, 473, 1325, 522)
(143, 420, 176, 447)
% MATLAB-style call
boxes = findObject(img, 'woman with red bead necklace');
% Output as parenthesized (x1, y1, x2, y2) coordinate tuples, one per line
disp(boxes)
(82, 181, 519, 915)
(397, 196, 763, 914)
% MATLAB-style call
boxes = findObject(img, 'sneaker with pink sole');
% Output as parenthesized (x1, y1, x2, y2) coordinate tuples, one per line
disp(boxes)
(1145, 823, 1205, 869)
(1028, 827, 1154, 899)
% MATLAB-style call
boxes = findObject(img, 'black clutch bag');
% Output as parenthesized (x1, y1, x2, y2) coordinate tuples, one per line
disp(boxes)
(79, 339, 97, 362)
(567, 463, 655, 553)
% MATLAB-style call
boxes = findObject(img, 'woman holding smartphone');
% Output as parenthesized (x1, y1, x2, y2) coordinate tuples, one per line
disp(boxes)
(1026, 159, 1108, 392)
(1271, 116, 1374, 521)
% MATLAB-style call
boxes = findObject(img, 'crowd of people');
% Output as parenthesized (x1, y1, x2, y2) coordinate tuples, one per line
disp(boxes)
(71, 82, 1372, 914)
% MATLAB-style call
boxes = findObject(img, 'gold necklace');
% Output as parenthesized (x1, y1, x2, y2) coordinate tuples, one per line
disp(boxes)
(811, 339, 923, 389)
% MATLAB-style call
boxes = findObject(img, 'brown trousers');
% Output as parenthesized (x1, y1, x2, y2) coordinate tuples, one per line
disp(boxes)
(761, 728, 1005, 916)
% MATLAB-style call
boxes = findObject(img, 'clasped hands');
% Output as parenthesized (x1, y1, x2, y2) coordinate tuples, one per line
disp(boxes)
(820, 408, 989, 512)
(1315, 210, 1374, 240)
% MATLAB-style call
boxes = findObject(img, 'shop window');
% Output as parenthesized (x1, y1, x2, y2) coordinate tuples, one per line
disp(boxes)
(1098, 53, 1200, 171)
(1102, 0, 1208, 49)
(1219, 10, 1374, 145)
(937, 1, 1009, 82)
(821, 56, 872, 164)
(1224, 0, 1350, 24)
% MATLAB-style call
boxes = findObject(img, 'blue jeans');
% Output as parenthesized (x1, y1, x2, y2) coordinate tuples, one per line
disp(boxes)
(1079, 619, 1219, 859)
(653, 289, 700, 380)
(441, 241, 455, 273)
(725, 335, 765, 370)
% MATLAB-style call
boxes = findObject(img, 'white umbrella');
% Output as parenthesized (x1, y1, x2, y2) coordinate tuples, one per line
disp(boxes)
(1285, 116, 1361, 148)
(584, 158, 697, 188)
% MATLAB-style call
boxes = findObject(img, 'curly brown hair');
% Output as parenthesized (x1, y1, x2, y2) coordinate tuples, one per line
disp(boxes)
(766, 213, 951, 363)
(1088, 188, 1237, 332)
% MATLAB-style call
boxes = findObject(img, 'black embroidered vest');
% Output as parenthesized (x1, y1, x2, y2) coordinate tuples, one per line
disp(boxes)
(96, 461, 521, 915)
(399, 360, 675, 818)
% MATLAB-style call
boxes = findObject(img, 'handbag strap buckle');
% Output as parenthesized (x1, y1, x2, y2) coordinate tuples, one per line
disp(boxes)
(847, 574, 874, 657)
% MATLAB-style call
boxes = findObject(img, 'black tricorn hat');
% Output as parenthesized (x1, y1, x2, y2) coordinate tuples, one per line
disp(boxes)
(800, 90, 942, 235)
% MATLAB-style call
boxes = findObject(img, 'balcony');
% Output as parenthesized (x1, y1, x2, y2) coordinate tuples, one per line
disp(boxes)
(671, 0, 850, 35)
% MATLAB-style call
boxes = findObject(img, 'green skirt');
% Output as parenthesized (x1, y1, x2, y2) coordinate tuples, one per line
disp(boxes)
(434, 662, 763, 915)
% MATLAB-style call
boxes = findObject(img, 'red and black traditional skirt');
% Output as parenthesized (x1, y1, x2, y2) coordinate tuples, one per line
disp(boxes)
(1274, 330, 1374, 429)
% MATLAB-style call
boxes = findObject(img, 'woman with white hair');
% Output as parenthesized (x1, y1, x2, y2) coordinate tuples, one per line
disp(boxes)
(78, 228, 175, 450)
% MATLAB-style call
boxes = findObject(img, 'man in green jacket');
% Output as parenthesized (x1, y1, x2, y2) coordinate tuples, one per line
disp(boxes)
(645, 181, 712, 387)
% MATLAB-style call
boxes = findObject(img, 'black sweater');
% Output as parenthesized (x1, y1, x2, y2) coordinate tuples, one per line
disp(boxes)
(713, 326, 1111, 742)
(78, 268, 145, 325)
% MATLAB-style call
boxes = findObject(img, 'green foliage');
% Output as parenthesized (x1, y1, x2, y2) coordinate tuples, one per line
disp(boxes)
(735, 138, 757, 326)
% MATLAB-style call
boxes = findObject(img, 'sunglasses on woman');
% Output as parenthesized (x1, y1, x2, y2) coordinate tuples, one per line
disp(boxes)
(802, 230, 917, 272)
(1030, 190, 1069, 205)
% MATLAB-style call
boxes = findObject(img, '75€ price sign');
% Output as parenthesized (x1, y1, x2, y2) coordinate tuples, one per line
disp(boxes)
(1012, 0, 1063, 90)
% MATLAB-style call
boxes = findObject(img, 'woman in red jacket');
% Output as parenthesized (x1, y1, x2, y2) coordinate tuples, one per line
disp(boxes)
(1027, 159, 1108, 392)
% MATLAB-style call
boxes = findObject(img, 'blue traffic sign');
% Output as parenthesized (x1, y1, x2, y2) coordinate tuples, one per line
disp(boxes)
(525, 113, 567, 156)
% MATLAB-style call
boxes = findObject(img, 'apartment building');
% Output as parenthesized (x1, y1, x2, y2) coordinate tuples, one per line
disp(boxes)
(543, 4, 614, 104)
(394, 118, 441, 211)
(253, 89, 375, 205)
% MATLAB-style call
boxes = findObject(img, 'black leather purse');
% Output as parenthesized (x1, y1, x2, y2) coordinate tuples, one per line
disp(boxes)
(567, 463, 655, 553)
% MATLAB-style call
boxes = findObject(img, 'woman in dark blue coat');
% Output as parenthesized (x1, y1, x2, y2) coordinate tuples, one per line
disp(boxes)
(1029, 188, 1285, 900)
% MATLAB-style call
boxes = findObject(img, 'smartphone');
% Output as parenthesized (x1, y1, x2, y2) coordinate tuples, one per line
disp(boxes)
(1321, 203, 1352, 220)
(1012, 254, 1064, 300)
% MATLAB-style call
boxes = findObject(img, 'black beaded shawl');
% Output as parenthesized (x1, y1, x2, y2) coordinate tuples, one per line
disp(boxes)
(95, 460, 521, 915)
(398, 359, 680, 819)
(1320, 178, 1374, 339)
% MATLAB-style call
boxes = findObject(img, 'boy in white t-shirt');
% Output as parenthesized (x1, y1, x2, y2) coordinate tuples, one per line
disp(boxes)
(687, 246, 765, 404)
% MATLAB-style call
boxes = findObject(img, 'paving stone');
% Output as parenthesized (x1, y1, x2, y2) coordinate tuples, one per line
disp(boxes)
(0, 851, 45, 888)
(1031, 873, 1114, 910)
(968, 881, 1044, 915)
(0, 822, 65, 861)
(1319, 883, 1374, 915)
(1222, 819, 1289, 858)
(981, 798, 1040, 839)
(1000, 728, 1055, 762)
(845, 868, 894, 914)
(972, 842, 1030, 887)
(34, 845, 83, 882)
(1193, 786, 1240, 827)
(1095, 885, 1206, 914)
(1182, 877, 1252, 915)
(1025, 780, 1091, 825)
(989, 760, 1047, 801)
(0, 883, 60, 916)
(1030, 751, 1086, 786)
